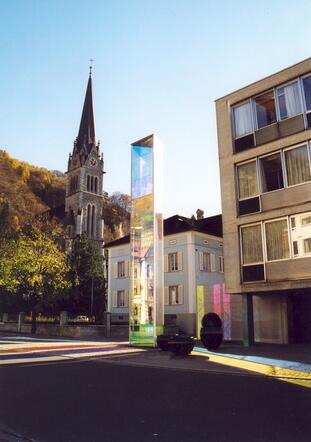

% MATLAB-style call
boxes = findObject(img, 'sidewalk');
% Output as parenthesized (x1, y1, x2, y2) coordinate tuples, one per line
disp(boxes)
(192, 341, 311, 389)
(207, 341, 311, 365)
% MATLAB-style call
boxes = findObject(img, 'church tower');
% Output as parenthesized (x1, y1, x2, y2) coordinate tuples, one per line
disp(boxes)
(65, 67, 104, 250)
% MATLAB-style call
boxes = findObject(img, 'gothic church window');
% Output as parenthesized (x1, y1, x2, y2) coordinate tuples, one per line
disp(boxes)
(87, 204, 91, 236)
(91, 205, 95, 237)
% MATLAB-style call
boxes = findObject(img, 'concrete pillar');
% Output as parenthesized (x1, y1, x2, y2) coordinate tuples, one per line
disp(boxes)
(60, 311, 68, 327)
(104, 312, 111, 337)
(2, 313, 8, 322)
(18, 312, 25, 332)
(242, 294, 254, 347)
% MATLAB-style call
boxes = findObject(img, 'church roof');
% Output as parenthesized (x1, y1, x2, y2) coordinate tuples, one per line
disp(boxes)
(75, 72, 96, 154)
(105, 214, 223, 248)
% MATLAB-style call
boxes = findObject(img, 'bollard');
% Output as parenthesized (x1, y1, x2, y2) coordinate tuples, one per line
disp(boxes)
(60, 311, 68, 327)
(18, 312, 25, 332)
(104, 312, 111, 337)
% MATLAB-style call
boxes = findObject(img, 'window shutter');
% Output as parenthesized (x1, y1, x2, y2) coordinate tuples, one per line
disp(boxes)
(164, 287, 169, 305)
(211, 254, 216, 272)
(125, 261, 130, 278)
(112, 291, 117, 308)
(178, 285, 184, 304)
(219, 256, 224, 273)
(177, 252, 183, 271)
(113, 263, 118, 278)
(125, 290, 129, 307)
(199, 252, 203, 271)
(164, 254, 168, 272)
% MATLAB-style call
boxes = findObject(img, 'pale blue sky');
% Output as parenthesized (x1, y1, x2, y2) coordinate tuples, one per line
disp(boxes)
(1, 0, 311, 218)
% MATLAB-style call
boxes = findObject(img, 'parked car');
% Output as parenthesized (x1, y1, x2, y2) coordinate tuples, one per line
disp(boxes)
(70, 315, 90, 323)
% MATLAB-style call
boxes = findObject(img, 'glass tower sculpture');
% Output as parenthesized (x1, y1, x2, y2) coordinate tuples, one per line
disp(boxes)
(130, 134, 164, 346)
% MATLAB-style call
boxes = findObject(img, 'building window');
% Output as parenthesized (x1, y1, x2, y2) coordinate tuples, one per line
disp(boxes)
(237, 141, 311, 208)
(241, 224, 263, 264)
(87, 175, 90, 191)
(254, 90, 277, 129)
(168, 286, 183, 305)
(219, 256, 224, 273)
(168, 252, 178, 272)
(117, 290, 126, 307)
(95, 177, 98, 194)
(86, 204, 91, 236)
(237, 161, 259, 199)
(233, 101, 253, 138)
(146, 264, 151, 278)
(303, 238, 311, 254)
(302, 75, 311, 111)
(290, 212, 311, 258)
(260, 152, 284, 192)
(293, 240, 299, 256)
(301, 214, 311, 226)
(112, 290, 129, 308)
(118, 261, 125, 278)
(69, 175, 78, 193)
(265, 219, 290, 261)
(231, 73, 311, 152)
(284, 144, 311, 186)
(200, 252, 210, 271)
(91, 205, 95, 237)
(276, 81, 302, 120)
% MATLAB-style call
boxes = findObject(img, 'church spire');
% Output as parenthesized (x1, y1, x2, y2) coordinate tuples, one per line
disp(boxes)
(76, 67, 96, 153)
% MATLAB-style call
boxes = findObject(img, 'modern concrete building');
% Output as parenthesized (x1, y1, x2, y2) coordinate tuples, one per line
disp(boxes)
(216, 58, 311, 345)
(105, 215, 241, 338)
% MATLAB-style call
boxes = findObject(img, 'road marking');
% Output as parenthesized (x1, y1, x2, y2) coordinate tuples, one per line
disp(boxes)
(0, 341, 145, 366)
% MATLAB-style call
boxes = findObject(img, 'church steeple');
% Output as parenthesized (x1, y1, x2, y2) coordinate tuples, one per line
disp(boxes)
(66, 66, 104, 247)
(75, 69, 96, 154)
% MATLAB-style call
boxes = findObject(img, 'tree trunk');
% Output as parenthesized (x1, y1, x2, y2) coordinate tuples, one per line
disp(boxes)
(31, 311, 37, 334)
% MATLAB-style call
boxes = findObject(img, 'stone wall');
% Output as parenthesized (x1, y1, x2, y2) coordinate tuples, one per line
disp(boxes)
(0, 322, 107, 339)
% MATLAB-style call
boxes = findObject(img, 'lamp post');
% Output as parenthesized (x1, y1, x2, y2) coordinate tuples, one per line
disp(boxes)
(90, 276, 94, 320)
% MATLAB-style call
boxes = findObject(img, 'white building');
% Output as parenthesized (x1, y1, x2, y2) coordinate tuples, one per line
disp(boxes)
(106, 215, 243, 338)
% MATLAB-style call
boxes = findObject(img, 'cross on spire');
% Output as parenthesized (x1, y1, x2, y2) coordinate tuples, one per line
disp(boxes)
(89, 58, 94, 76)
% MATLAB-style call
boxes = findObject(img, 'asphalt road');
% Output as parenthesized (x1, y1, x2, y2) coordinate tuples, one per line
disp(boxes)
(0, 358, 310, 442)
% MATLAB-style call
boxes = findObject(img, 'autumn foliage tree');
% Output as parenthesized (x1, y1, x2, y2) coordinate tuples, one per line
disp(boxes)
(0, 229, 70, 332)
(66, 233, 105, 320)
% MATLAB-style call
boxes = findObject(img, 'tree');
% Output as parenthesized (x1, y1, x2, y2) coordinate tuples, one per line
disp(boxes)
(103, 192, 130, 241)
(0, 229, 71, 333)
(67, 233, 105, 320)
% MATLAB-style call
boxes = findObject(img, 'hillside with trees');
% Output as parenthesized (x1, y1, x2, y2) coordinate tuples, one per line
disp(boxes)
(0, 150, 130, 241)
(0, 150, 66, 233)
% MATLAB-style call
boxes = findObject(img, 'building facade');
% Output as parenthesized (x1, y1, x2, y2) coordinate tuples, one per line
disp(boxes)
(106, 215, 243, 338)
(216, 58, 311, 344)
(65, 69, 104, 248)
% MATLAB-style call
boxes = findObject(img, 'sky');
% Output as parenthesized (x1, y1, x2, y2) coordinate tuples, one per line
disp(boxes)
(1, 0, 311, 218)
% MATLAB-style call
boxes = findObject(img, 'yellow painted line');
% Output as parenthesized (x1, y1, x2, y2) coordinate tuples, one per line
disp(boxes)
(192, 351, 311, 389)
